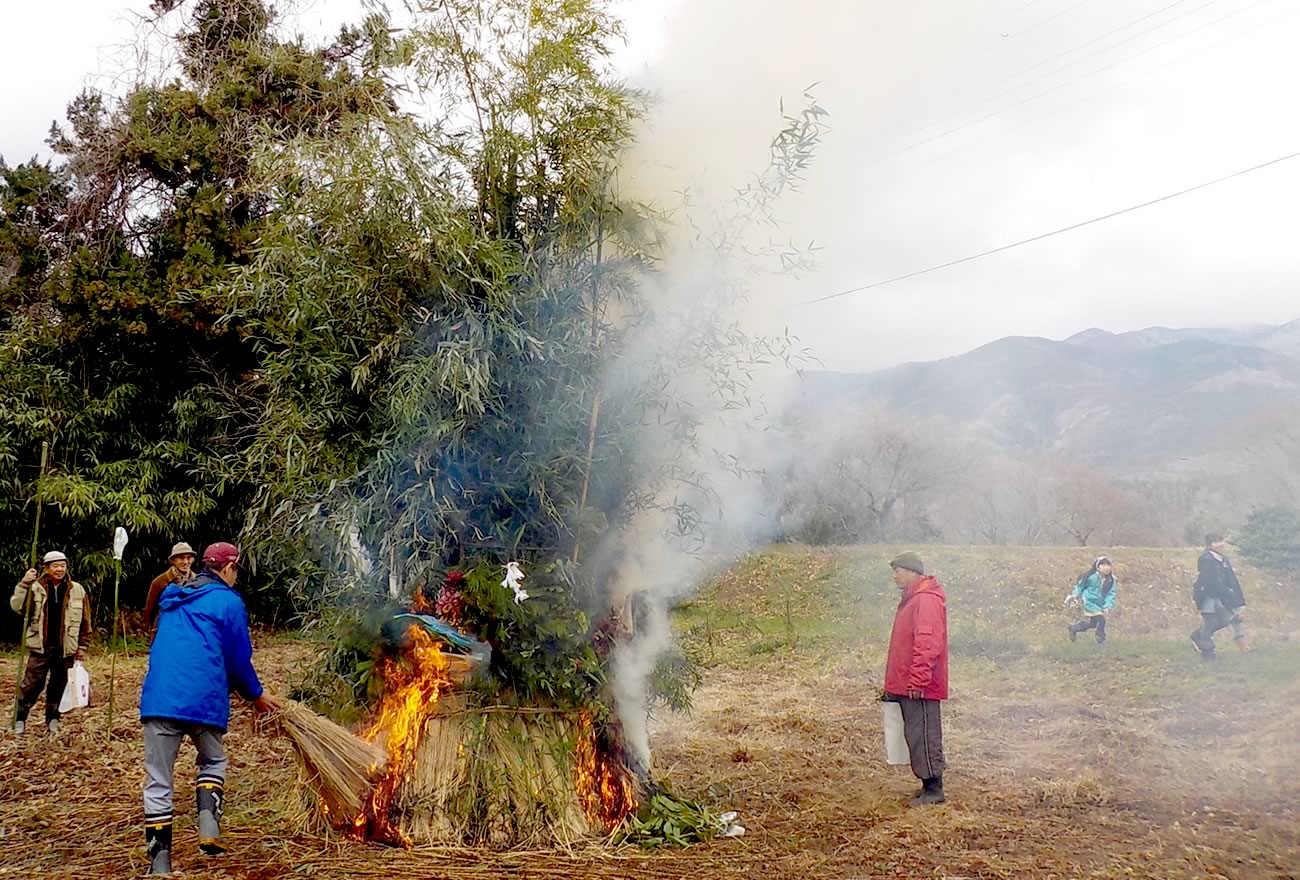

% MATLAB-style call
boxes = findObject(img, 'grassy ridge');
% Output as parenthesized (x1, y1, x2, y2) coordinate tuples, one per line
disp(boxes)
(676, 544, 1300, 703)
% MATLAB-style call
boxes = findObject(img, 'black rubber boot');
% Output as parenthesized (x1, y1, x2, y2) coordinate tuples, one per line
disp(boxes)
(197, 780, 228, 855)
(909, 776, 946, 806)
(145, 822, 173, 875)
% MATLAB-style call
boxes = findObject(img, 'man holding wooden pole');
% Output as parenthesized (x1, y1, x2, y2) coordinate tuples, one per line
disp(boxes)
(10, 550, 91, 737)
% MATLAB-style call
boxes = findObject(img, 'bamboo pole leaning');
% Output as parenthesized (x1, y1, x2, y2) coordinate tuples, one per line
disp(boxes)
(10, 441, 49, 728)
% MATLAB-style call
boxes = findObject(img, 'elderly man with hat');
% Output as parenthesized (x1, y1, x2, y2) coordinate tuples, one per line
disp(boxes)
(882, 551, 949, 806)
(139, 541, 272, 875)
(10, 550, 92, 736)
(144, 541, 197, 637)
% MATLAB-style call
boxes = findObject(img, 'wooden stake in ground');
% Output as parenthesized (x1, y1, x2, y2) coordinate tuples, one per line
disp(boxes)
(10, 441, 49, 728)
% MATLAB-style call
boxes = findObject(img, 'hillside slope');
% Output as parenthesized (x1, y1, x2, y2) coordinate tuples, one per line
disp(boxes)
(793, 324, 1300, 477)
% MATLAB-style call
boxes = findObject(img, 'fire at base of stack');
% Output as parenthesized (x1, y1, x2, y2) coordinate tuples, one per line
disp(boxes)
(294, 564, 642, 848)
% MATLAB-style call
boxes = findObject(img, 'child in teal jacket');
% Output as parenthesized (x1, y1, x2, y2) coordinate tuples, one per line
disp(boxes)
(1066, 556, 1117, 644)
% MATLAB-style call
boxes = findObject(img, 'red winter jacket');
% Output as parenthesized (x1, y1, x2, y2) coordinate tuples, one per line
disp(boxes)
(884, 575, 949, 700)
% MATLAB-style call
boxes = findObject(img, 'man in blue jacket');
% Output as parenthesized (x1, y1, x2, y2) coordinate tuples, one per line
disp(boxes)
(139, 541, 271, 875)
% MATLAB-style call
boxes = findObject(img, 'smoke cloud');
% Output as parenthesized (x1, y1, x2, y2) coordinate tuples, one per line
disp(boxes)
(619, 0, 1300, 370)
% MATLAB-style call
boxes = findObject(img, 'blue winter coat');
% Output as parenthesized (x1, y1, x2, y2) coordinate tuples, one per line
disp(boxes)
(1073, 571, 1118, 615)
(139, 572, 264, 731)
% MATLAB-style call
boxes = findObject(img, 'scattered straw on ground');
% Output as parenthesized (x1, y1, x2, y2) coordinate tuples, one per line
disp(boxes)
(3, 597, 1299, 878)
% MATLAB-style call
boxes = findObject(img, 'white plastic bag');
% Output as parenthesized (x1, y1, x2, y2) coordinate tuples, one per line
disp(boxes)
(58, 661, 91, 713)
(882, 701, 910, 765)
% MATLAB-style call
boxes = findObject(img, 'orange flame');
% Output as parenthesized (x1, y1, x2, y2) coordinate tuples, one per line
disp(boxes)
(353, 624, 454, 844)
(575, 713, 638, 833)
(347, 623, 635, 843)
(410, 589, 433, 614)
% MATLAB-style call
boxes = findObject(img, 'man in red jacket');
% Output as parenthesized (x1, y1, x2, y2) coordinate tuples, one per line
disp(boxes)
(884, 551, 948, 806)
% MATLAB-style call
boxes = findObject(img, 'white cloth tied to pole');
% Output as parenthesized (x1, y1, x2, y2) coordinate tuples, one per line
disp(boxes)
(112, 527, 129, 561)
(501, 561, 528, 603)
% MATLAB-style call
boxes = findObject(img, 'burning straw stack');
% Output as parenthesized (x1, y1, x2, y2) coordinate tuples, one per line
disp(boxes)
(340, 625, 639, 847)
(387, 695, 636, 848)
(283, 566, 642, 847)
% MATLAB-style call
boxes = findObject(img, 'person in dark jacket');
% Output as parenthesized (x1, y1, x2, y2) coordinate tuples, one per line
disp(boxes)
(138, 542, 271, 875)
(1189, 532, 1248, 660)
(883, 551, 949, 806)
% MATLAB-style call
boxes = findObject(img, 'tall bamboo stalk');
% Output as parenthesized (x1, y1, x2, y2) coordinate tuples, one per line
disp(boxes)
(571, 208, 605, 566)
(10, 441, 50, 726)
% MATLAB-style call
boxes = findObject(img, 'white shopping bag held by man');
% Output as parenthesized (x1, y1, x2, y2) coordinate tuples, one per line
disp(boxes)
(59, 661, 91, 713)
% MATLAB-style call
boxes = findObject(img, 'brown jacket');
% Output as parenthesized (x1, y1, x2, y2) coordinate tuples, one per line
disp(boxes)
(10, 575, 91, 658)
(144, 567, 189, 632)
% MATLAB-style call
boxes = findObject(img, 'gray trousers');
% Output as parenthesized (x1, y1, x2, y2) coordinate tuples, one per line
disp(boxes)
(143, 718, 228, 824)
(1194, 607, 1246, 656)
(898, 697, 946, 781)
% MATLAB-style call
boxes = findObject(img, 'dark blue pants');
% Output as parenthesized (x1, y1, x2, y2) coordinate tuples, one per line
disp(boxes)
(1070, 615, 1107, 643)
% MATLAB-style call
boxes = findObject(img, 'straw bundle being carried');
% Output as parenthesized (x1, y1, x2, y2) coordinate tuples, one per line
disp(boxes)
(261, 695, 385, 821)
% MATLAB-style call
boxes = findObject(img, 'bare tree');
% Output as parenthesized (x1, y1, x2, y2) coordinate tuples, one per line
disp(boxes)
(779, 409, 966, 543)
(1048, 463, 1140, 546)
(943, 456, 1057, 546)
(1011, 460, 1056, 544)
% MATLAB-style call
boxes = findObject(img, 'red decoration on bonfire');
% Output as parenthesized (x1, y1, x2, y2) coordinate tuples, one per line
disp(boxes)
(434, 570, 467, 624)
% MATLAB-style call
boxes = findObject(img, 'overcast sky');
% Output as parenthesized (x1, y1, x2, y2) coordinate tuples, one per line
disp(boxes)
(3, 0, 1299, 371)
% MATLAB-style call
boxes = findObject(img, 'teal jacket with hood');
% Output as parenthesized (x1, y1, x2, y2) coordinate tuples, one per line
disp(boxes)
(1073, 571, 1118, 615)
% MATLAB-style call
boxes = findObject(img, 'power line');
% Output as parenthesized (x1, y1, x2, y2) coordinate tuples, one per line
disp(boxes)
(976, 0, 1096, 55)
(795, 149, 1300, 309)
(901, 4, 1295, 176)
(875, 0, 1274, 165)
(1009, 0, 1097, 38)
(862, 0, 1100, 148)
(915, 0, 1196, 133)
(894, 0, 1223, 151)
(984, 0, 1200, 90)
(881, 0, 1205, 151)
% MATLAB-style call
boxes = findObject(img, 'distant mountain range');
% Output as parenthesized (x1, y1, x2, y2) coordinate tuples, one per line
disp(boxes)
(1063, 321, 1300, 361)
(794, 318, 1300, 478)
